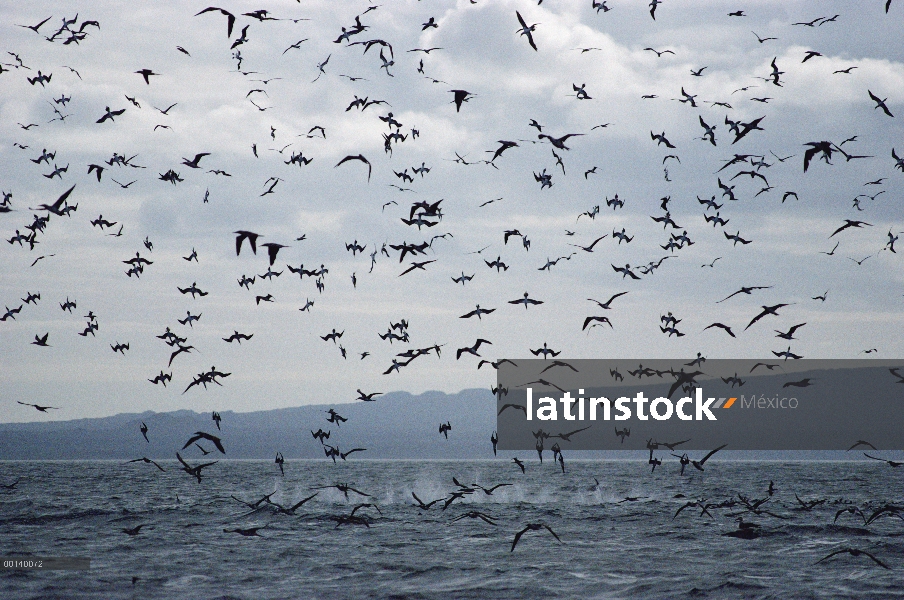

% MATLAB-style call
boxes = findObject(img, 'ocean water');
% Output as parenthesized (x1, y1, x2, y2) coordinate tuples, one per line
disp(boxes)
(0, 460, 902, 599)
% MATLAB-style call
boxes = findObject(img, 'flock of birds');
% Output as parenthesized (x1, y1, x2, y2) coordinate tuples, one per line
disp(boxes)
(1, 0, 903, 568)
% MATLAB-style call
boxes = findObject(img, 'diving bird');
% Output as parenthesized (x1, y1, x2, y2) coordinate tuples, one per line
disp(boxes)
(651, 131, 676, 148)
(176, 452, 218, 483)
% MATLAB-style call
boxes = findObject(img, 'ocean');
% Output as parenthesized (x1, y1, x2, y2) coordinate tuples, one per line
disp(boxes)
(1, 460, 902, 599)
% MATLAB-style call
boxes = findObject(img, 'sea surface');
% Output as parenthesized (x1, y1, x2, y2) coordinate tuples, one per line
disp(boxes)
(0, 460, 902, 599)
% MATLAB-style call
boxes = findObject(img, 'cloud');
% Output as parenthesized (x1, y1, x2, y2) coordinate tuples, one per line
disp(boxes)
(1, 1, 903, 422)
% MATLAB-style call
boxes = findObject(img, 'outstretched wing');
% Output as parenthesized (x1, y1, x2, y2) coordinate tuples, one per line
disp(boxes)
(543, 524, 562, 542)
(699, 443, 728, 465)
(290, 493, 319, 511)
(511, 527, 528, 552)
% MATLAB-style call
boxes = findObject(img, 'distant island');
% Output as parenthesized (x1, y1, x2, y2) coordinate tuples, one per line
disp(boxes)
(0, 387, 877, 461)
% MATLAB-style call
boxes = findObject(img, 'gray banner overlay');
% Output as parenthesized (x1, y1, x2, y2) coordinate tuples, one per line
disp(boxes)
(496, 359, 904, 451)
(1, 557, 91, 570)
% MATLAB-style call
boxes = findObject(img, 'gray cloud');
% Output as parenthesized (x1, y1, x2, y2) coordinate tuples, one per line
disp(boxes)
(1, 1, 902, 423)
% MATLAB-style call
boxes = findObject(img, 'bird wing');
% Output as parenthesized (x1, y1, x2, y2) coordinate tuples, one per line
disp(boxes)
(511, 527, 528, 551)
(716, 289, 742, 303)
(814, 549, 849, 564)
(587, 235, 607, 250)
(699, 444, 728, 464)
(802, 145, 820, 172)
(195, 432, 225, 453)
(474, 338, 492, 350)
(290, 493, 319, 510)
(176, 452, 191, 469)
(543, 524, 562, 542)
(861, 550, 890, 569)
(828, 222, 850, 238)
(561, 426, 591, 438)
(182, 432, 202, 450)
(47, 184, 77, 211)
(182, 378, 202, 394)
(744, 308, 769, 330)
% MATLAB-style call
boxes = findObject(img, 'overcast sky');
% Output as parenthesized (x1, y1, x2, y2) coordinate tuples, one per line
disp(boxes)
(1, 0, 902, 423)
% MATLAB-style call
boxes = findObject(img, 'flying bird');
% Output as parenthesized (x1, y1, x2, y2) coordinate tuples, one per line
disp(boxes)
(515, 11, 539, 52)
(261, 243, 288, 266)
(829, 220, 872, 238)
(134, 69, 159, 84)
(234, 231, 260, 256)
(450, 90, 473, 112)
(690, 444, 727, 471)
(182, 431, 225, 454)
(814, 548, 889, 569)
(335, 155, 372, 182)
(195, 6, 236, 37)
(745, 304, 790, 330)
(511, 523, 562, 552)
(17, 401, 59, 412)
(868, 90, 894, 117)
